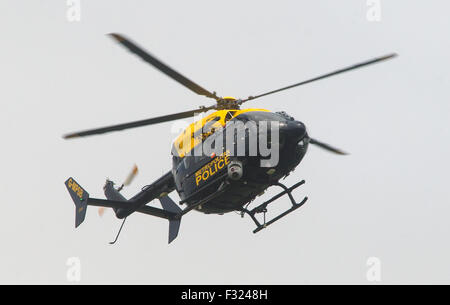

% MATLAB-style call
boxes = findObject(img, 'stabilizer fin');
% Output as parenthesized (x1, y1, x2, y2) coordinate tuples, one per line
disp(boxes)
(159, 195, 182, 243)
(65, 177, 89, 228)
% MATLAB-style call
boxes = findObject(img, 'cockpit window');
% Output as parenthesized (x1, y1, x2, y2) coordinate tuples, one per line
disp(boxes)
(207, 116, 221, 123)
(225, 111, 236, 122)
(193, 116, 220, 141)
(236, 111, 288, 122)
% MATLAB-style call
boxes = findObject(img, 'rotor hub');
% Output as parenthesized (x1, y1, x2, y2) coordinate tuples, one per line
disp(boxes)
(216, 97, 240, 110)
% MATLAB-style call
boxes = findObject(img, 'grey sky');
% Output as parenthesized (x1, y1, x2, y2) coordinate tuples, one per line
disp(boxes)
(0, 1, 449, 284)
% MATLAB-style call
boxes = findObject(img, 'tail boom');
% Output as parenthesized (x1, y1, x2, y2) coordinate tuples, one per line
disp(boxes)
(65, 175, 182, 243)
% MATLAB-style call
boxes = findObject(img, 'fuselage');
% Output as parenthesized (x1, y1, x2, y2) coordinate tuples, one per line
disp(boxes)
(171, 109, 309, 214)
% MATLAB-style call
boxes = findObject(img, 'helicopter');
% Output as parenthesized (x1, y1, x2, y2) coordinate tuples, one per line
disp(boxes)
(64, 33, 396, 243)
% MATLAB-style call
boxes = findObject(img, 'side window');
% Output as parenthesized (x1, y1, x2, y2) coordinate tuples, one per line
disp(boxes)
(225, 111, 236, 122)
(201, 117, 220, 140)
(207, 116, 221, 124)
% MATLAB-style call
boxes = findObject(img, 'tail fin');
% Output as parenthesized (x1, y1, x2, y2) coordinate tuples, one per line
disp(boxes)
(65, 177, 89, 228)
(159, 195, 182, 244)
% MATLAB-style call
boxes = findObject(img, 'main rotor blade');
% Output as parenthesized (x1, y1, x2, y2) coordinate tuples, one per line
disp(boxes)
(309, 138, 348, 155)
(109, 33, 219, 101)
(63, 107, 213, 139)
(240, 53, 397, 103)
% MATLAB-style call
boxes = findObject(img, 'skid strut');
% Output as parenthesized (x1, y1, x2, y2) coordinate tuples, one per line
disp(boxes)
(240, 180, 308, 233)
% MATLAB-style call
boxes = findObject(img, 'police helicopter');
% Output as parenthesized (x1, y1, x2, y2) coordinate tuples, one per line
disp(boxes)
(64, 33, 396, 243)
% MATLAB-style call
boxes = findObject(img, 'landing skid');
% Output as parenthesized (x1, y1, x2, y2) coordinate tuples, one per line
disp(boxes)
(240, 180, 308, 233)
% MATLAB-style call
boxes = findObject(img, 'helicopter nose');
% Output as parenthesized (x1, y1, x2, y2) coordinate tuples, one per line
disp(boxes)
(280, 120, 307, 142)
